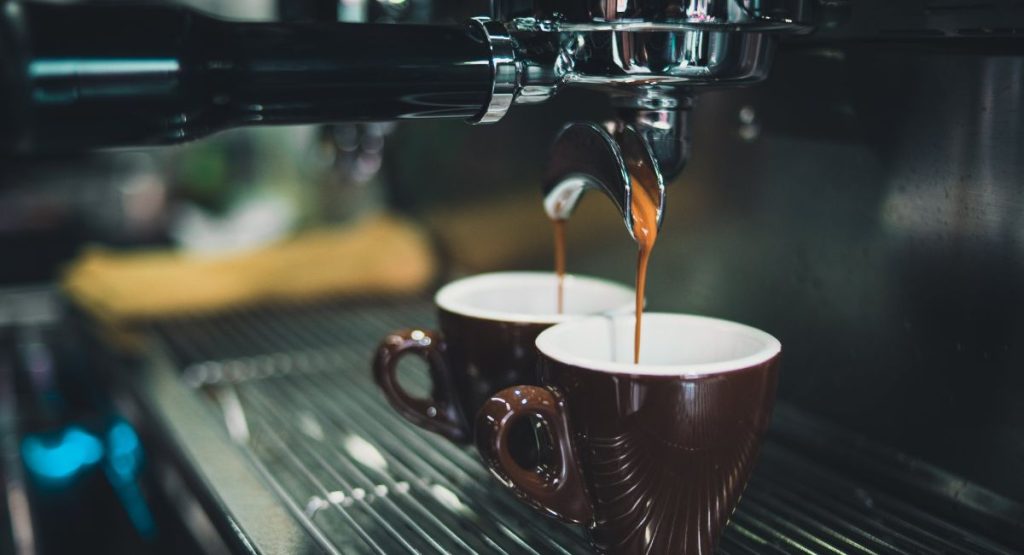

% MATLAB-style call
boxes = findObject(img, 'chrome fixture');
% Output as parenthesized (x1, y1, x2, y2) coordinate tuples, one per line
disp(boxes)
(487, 0, 811, 111)
(475, 0, 811, 237)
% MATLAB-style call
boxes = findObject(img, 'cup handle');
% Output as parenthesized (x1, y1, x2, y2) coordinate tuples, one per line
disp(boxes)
(373, 329, 466, 442)
(475, 385, 594, 524)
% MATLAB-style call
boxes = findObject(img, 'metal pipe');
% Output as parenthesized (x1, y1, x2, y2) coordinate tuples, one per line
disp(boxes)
(1, 2, 498, 151)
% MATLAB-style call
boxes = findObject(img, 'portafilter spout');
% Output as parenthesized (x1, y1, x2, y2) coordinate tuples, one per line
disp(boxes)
(542, 101, 690, 242)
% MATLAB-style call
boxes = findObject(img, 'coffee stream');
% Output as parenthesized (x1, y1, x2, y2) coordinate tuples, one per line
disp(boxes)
(553, 219, 567, 314)
(630, 176, 660, 364)
(549, 176, 660, 363)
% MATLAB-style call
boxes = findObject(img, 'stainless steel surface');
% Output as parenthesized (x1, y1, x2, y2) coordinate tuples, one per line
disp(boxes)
(617, 100, 691, 180)
(556, 30, 778, 89)
(470, 18, 518, 124)
(543, 122, 666, 240)
(494, 0, 811, 31)
(142, 299, 1023, 554)
(500, 27, 777, 105)
(493, 0, 810, 106)
(133, 344, 325, 554)
(493, 0, 804, 243)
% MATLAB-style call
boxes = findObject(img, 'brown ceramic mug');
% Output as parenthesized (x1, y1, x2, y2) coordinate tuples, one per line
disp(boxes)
(476, 313, 781, 554)
(372, 272, 633, 443)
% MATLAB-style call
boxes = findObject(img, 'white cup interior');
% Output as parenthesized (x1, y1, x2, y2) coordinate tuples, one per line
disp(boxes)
(536, 313, 781, 376)
(435, 272, 634, 324)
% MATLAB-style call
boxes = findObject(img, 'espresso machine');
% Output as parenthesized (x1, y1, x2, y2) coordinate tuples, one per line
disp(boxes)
(2, 0, 1024, 553)
(0, 0, 815, 230)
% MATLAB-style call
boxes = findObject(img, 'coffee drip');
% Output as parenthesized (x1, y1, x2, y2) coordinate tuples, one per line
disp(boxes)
(630, 176, 661, 364)
(549, 174, 661, 363)
(541, 121, 669, 364)
(553, 219, 567, 314)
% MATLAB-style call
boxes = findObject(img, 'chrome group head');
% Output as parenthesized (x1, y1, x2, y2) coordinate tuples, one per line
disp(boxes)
(472, 0, 811, 238)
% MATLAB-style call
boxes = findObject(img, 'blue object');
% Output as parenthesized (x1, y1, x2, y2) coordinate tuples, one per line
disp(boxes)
(21, 419, 156, 537)
(21, 426, 104, 482)
(104, 420, 156, 538)
(106, 421, 142, 481)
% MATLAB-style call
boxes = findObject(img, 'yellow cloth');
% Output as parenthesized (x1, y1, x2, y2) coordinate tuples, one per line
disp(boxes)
(64, 214, 437, 323)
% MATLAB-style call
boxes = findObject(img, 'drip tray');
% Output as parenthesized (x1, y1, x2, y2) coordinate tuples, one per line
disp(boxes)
(132, 299, 1023, 554)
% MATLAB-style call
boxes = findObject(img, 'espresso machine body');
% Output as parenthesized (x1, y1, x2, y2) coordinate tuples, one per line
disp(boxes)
(2, 1, 1024, 553)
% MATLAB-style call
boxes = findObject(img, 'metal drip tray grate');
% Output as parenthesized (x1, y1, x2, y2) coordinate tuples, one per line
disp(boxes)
(149, 299, 1023, 554)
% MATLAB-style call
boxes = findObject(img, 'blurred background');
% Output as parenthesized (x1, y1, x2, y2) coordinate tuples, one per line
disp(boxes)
(2, 0, 1023, 553)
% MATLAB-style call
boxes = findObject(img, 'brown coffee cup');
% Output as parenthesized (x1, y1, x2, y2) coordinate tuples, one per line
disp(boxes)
(372, 272, 633, 443)
(476, 313, 781, 553)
